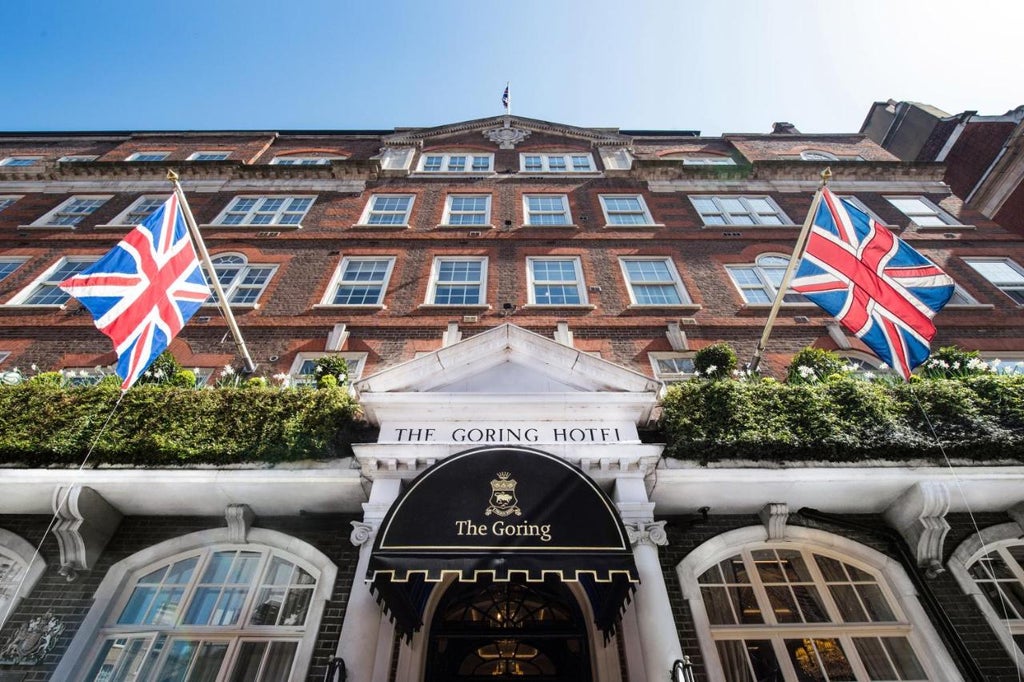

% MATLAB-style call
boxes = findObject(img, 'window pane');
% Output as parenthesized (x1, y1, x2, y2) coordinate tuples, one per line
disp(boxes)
(262, 642, 298, 680)
(635, 284, 682, 305)
(87, 636, 158, 682)
(229, 641, 266, 682)
(785, 638, 855, 681)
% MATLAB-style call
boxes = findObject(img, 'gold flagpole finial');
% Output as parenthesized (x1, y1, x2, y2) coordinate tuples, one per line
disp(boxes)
(821, 167, 832, 185)
(166, 169, 179, 183)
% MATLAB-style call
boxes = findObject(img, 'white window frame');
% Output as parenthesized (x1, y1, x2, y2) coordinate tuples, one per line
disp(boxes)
(187, 151, 231, 161)
(440, 195, 492, 227)
(963, 257, 1024, 305)
(203, 254, 276, 307)
(885, 196, 962, 228)
(426, 256, 488, 306)
(691, 195, 792, 227)
(53, 528, 337, 682)
(0, 195, 20, 213)
(726, 254, 810, 306)
(649, 352, 696, 381)
(523, 194, 573, 227)
(682, 156, 736, 165)
(7, 256, 98, 306)
(835, 351, 895, 378)
(417, 152, 494, 173)
(949, 524, 1024, 675)
(678, 525, 959, 682)
(269, 156, 345, 165)
(59, 155, 99, 163)
(320, 256, 396, 307)
(287, 352, 366, 387)
(526, 257, 588, 306)
(836, 195, 892, 227)
(108, 195, 166, 226)
(599, 194, 657, 227)
(0, 156, 42, 167)
(0, 528, 47, 628)
(518, 153, 596, 173)
(619, 257, 691, 307)
(126, 152, 170, 162)
(31, 195, 112, 228)
(212, 196, 315, 228)
(357, 194, 415, 227)
(981, 354, 1024, 375)
(60, 367, 112, 386)
(0, 257, 26, 284)
(799, 150, 865, 161)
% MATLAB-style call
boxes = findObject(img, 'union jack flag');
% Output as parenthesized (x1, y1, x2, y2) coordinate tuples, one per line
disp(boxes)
(502, 85, 509, 110)
(60, 194, 211, 390)
(791, 188, 954, 380)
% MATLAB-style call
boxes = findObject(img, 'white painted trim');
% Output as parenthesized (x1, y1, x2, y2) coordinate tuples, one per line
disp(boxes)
(439, 194, 492, 228)
(30, 194, 112, 228)
(5, 255, 99, 306)
(618, 256, 690, 306)
(526, 256, 588, 306)
(53, 526, 337, 682)
(425, 255, 488, 306)
(211, 194, 316, 226)
(522, 193, 573, 226)
(0, 527, 46, 627)
(357, 193, 415, 227)
(320, 255, 397, 306)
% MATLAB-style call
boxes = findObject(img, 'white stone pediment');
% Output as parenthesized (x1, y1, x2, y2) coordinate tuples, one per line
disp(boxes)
(383, 115, 631, 148)
(354, 324, 661, 424)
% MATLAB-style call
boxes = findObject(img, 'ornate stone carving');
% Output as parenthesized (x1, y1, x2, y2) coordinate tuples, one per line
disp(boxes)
(51, 485, 122, 582)
(483, 123, 532, 150)
(0, 611, 65, 664)
(225, 504, 256, 544)
(350, 521, 377, 547)
(759, 503, 790, 540)
(626, 520, 668, 548)
(884, 482, 950, 577)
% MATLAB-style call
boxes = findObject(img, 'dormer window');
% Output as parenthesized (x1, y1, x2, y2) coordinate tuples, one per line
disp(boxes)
(417, 153, 493, 173)
(519, 153, 596, 173)
(270, 155, 346, 165)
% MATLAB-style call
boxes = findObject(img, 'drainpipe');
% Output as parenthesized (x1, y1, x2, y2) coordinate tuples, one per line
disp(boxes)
(798, 508, 985, 682)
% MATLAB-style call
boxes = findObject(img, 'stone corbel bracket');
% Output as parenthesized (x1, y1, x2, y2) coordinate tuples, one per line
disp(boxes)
(760, 503, 790, 541)
(884, 482, 950, 577)
(225, 504, 256, 544)
(51, 485, 123, 582)
(625, 520, 668, 548)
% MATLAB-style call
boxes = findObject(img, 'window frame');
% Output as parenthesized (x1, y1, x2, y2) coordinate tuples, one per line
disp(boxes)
(0, 195, 20, 213)
(726, 254, 810, 306)
(202, 253, 277, 308)
(287, 352, 366, 387)
(425, 256, 489, 307)
(618, 257, 691, 307)
(55, 528, 336, 682)
(269, 156, 345, 166)
(691, 195, 793, 227)
(648, 352, 696, 382)
(107, 196, 167, 226)
(187, 152, 231, 161)
(416, 152, 494, 174)
(0, 257, 27, 285)
(518, 153, 596, 173)
(523, 194, 573, 227)
(125, 152, 170, 162)
(31, 195, 112, 228)
(440, 194, 492, 228)
(6, 256, 99, 306)
(357, 194, 415, 228)
(0, 156, 42, 167)
(320, 256, 397, 308)
(681, 156, 737, 166)
(678, 525, 958, 682)
(599, 194, 657, 227)
(885, 196, 962, 228)
(0, 528, 47, 628)
(211, 196, 315, 228)
(962, 257, 1024, 305)
(525, 257, 588, 307)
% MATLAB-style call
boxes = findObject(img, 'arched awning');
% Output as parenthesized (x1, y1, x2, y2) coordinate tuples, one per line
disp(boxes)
(368, 446, 638, 639)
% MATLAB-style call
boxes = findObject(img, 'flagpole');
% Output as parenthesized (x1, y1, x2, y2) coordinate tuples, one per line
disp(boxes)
(748, 168, 831, 374)
(505, 81, 511, 116)
(167, 170, 257, 374)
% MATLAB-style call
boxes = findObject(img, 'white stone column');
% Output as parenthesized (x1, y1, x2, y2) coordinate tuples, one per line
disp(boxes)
(336, 478, 401, 682)
(615, 477, 683, 682)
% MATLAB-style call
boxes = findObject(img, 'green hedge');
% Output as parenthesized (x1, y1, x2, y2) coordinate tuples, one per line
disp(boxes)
(659, 375, 1024, 464)
(0, 384, 362, 466)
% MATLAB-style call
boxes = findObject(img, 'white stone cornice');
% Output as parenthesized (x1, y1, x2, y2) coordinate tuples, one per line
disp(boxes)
(350, 521, 377, 547)
(648, 179, 953, 194)
(0, 178, 366, 194)
(883, 482, 951, 576)
(625, 520, 668, 548)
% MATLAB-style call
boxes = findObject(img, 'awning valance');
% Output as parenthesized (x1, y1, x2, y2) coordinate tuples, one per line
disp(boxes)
(368, 446, 638, 638)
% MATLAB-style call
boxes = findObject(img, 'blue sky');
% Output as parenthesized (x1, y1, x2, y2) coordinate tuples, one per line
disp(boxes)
(1, 0, 1020, 135)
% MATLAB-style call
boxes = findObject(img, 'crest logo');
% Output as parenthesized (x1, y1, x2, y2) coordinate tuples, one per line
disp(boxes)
(485, 471, 521, 517)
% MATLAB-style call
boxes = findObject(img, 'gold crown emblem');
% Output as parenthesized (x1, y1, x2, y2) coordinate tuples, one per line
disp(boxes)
(491, 472, 516, 491)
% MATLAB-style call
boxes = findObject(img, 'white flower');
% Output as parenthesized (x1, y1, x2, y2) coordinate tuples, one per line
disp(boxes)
(222, 365, 236, 376)
(732, 369, 741, 377)
(863, 371, 876, 380)
(797, 365, 815, 378)
(144, 370, 152, 378)
(153, 369, 165, 379)
(337, 373, 347, 383)
(951, 361, 961, 370)
(991, 358, 1002, 367)
(706, 364, 717, 374)
(878, 363, 889, 370)
(844, 364, 858, 373)
(692, 368, 701, 376)
(30, 364, 38, 372)
(314, 366, 323, 374)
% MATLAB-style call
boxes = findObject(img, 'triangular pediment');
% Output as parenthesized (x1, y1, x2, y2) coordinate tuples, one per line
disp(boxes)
(383, 115, 632, 148)
(353, 324, 661, 424)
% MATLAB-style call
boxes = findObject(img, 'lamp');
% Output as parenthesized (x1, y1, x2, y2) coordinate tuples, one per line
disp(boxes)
(671, 656, 695, 682)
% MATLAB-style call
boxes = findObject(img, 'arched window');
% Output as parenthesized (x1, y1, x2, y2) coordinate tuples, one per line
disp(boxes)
(55, 528, 336, 682)
(205, 254, 276, 306)
(726, 254, 809, 305)
(0, 528, 46, 628)
(678, 527, 957, 681)
(949, 523, 1024, 674)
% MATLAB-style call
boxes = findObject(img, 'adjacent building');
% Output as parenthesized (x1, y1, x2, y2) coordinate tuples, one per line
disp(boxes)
(0, 114, 1023, 681)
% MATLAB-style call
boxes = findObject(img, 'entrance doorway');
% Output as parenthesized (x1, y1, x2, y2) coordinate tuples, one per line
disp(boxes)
(425, 577, 592, 681)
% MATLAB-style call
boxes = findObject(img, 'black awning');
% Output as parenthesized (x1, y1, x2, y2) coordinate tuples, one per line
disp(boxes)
(368, 446, 638, 639)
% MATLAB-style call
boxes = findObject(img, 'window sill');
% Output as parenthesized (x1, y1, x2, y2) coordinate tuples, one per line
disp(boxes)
(312, 304, 386, 310)
(702, 223, 801, 229)
(200, 223, 303, 231)
(436, 224, 494, 230)
(913, 223, 975, 231)
(0, 303, 67, 309)
(520, 224, 580, 229)
(627, 304, 702, 313)
(740, 303, 816, 310)
(351, 224, 410, 230)
(19, 224, 74, 230)
(93, 223, 137, 231)
(603, 223, 665, 229)
(411, 172, 497, 178)
(942, 303, 995, 310)
(201, 303, 259, 310)
(418, 304, 492, 310)
(517, 172, 602, 177)
(521, 304, 596, 310)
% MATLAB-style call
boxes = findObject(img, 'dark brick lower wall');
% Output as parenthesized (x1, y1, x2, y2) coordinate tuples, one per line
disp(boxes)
(657, 511, 1021, 682)
(0, 513, 359, 682)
